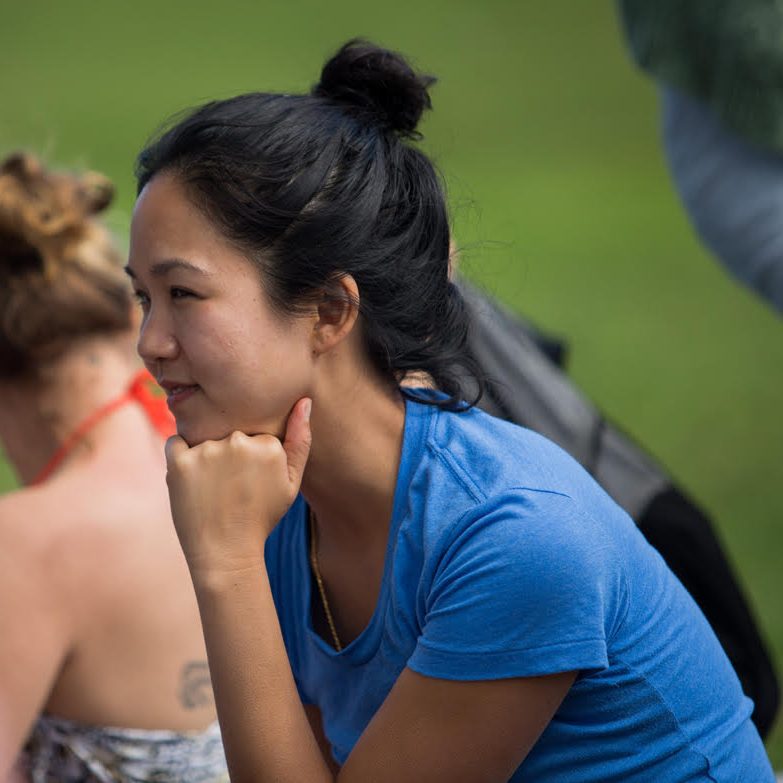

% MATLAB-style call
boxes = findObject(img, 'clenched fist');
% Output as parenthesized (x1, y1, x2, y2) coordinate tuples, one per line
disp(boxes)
(164, 397, 312, 578)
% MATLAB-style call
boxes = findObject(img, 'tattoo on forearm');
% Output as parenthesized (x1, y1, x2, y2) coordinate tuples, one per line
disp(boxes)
(179, 660, 215, 709)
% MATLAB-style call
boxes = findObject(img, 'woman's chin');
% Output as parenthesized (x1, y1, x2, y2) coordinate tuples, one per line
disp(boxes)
(176, 421, 234, 447)
(176, 418, 284, 447)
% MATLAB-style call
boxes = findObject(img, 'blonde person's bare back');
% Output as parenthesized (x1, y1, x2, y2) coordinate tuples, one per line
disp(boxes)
(0, 362, 224, 782)
(19, 414, 210, 729)
(0, 152, 226, 782)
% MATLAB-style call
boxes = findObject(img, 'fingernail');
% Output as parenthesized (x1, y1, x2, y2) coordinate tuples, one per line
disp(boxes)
(303, 398, 312, 421)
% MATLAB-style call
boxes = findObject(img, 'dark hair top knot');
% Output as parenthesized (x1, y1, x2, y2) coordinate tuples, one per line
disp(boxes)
(135, 38, 485, 410)
(312, 39, 435, 137)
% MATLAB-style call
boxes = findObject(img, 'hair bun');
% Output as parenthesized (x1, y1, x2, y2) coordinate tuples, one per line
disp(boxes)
(0, 152, 115, 278)
(313, 39, 435, 137)
(78, 171, 114, 215)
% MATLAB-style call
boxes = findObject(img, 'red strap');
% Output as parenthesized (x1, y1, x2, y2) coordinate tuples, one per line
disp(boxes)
(128, 369, 176, 439)
(31, 369, 175, 486)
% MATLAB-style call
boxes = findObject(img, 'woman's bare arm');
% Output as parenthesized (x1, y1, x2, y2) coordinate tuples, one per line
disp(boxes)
(342, 668, 574, 782)
(192, 555, 574, 783)
(0, 492, 73, 778)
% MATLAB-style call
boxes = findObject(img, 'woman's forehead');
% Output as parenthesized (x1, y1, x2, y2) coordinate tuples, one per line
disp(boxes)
(130, 176, 252, 276)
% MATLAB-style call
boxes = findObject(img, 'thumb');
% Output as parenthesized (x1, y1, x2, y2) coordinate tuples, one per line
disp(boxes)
(164, 434, 190, 468)
(283, 397, 312, 488)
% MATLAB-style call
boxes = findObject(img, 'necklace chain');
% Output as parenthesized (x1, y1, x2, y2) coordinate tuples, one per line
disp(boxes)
(308, 509, 343, 652)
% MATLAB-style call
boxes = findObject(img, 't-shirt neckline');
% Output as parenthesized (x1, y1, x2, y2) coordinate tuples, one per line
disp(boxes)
(302, 394, 436, 664)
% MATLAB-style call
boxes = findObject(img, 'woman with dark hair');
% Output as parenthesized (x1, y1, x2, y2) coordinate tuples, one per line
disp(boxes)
(0, 153, 228, 782)
(127, 40, 775, 782)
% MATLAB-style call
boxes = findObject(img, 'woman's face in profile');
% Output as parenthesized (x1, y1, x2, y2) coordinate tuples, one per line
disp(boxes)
(127, 173, 316, 446)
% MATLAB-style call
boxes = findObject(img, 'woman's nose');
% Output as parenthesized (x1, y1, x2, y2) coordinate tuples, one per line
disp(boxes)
(136, 306, 179, 366)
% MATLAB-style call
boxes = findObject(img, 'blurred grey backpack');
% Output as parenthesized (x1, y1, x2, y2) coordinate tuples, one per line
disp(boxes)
(459, 279, 780, 739)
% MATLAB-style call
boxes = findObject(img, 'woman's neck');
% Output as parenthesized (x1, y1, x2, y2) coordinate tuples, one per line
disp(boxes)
(0, 337, 142, 486)
(301, 370, 406, 546)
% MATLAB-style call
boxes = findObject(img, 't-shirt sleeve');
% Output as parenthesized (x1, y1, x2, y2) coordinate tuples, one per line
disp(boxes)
(407, 489, 623, 681)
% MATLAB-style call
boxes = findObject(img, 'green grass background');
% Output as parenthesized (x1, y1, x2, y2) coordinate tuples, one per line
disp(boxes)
(2, 0, 782, 766)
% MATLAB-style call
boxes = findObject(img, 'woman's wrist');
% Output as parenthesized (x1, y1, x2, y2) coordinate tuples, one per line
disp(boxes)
(188, 555, 268, 594)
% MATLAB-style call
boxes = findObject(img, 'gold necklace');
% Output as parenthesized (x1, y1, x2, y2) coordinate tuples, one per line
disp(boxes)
(308, 508, 343, 652)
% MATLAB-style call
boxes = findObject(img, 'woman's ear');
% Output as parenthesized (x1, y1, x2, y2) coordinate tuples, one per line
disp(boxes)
(312, 273, 360, 354)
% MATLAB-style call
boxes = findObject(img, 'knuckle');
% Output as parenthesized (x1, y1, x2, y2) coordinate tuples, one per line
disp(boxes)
(201, 440, 221, 459)
(260, 436, 285, 459)
(230, 432, 254, 454)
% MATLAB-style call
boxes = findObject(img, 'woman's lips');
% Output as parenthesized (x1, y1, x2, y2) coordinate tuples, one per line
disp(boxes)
(166, 384, 199, 409)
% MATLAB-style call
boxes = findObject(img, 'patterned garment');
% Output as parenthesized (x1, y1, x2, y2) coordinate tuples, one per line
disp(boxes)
(22, 715, 229, 783)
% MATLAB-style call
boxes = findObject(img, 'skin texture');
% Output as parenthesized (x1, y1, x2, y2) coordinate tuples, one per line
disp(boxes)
(127, 173, 577, 783)
(0, 337, 217, 780)
(128, 175, 316, 447)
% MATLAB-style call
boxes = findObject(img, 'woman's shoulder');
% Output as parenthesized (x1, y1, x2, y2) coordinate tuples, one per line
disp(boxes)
(1, 471, 144, 546)
(0, 485, 86, 699)
(406, 401, 637, 581)
(0, 464, 173, 605)
(0, 484, 109, 640)
(419, 400, 604, 506)
(0, 482, 77, 559)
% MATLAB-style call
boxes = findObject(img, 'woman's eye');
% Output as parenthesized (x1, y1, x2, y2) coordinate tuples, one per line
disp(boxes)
(170, 287, 195, 300)
(133, 290, 150, 307)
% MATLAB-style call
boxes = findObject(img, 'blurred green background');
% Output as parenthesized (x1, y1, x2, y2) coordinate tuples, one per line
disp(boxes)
(2, 0, 781, 766)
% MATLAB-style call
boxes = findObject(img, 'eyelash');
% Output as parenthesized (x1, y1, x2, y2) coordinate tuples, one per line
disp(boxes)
(133, 290, 150, 307)
(132, 287, 195, 306)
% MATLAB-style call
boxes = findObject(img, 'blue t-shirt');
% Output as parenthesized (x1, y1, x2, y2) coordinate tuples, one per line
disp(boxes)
(265, 395, 773, 782)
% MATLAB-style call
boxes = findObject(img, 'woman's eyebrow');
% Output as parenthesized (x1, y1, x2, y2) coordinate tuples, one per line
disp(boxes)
(124, 258, 210, 279)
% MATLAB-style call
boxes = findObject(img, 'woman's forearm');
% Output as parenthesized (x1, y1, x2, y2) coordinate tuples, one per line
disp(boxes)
(192, 562, 333, 783)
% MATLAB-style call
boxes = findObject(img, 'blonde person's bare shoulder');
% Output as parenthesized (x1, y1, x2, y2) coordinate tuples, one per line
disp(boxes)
(0, 485, 86, 674)
(0, 483, 75, 559)
(0, 482, 104, 594)
(0, 462, 168, 590)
